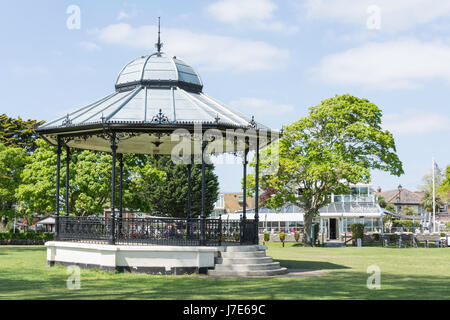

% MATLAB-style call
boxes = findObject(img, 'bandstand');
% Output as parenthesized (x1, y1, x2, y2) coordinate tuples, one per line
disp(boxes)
(37, 31, 283, 275)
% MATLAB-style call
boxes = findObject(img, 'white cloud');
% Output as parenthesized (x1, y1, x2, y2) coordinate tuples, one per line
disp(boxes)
(78, 41, 101, 52)
(207, 0, 276, 24)
(94, 23, 290, 72)
(312, 39, 450, 90)
(117, 2, 138, 21)
(10, 65, 49, 76)
(206, 0, 298, 34)
(383, 109, 450, 136)
(230, 97, 294, 116)
(303, 0, 450, 32)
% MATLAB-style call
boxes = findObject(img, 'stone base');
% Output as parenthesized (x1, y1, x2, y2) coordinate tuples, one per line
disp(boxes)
(45, 241, 221, 275)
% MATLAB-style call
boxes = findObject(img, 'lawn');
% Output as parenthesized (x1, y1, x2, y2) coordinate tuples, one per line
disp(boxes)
(0, 243, 449, 300)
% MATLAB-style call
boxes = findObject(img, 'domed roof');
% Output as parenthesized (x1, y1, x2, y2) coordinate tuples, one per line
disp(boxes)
(115, 52, 203, 92)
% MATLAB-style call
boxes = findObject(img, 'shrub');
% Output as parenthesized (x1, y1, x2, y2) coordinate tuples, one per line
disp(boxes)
(350, 224, 364, 242)
(389, 233, 397, 242)
(279, 232, 286, 247)
(313, 223, 319, 242)
(294, 231, 300, 242)
(440, 232, 446, 237)
(372, 233, 380, 241)
(263, 233, 270, 242)
(233, 232, 240, 242)
(393, 220, 420, 228)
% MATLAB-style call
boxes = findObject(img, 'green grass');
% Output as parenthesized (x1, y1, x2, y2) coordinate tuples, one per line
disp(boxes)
(0, 244, 449, 300)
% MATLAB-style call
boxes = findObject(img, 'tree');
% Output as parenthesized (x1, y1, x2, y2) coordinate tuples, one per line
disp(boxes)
(17, 139, 165, 216)
(0, 114, 44, 153)
(251, 94, 403, 245)
(0, 144, 30, 224)
(438, 165, 450, 201)
(135, 156, 219, 218)
(421, 190, 445, 214)
(401, 206, 416, 216)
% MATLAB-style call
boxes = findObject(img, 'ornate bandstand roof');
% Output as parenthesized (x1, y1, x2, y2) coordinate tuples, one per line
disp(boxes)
(37, 41, 277, 155)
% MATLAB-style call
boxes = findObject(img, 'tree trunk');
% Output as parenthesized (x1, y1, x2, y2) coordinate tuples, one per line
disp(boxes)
(302, 211, 314, 246)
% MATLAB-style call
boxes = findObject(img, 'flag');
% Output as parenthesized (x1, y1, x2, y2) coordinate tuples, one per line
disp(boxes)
(434, 161, 445, 177)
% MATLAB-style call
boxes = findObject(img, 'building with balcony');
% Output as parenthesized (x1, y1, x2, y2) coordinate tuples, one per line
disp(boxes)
(220, 184, 386, 241)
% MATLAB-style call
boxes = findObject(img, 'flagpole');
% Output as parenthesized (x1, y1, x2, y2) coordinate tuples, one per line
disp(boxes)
(432, 156, 436, 233)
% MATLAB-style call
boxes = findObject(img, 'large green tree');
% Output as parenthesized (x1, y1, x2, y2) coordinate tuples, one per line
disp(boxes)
(17, 139, 165, 216)
(251, 94, 403, 245)
(135, 156, 219, 218)
(0, 144, 30, 224)
(0, 114, 44, 153)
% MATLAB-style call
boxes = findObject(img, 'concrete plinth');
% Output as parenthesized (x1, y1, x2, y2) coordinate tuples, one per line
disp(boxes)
(45, 241, 221, 275)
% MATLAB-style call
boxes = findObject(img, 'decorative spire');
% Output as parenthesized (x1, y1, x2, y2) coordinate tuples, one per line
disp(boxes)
(155, 17, 163, 53)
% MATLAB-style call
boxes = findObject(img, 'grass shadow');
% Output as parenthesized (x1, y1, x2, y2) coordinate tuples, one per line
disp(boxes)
(277, 259, 350, 270)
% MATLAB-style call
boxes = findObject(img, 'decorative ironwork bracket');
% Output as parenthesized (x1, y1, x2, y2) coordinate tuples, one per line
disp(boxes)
(151, 109, 170, 124)
(248, 116, 257, 129)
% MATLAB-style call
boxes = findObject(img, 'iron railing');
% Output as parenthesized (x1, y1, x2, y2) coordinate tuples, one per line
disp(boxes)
(56, 216, 258, 246)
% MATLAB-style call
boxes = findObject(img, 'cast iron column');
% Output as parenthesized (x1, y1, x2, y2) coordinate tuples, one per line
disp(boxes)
(118, 153, 124, 237)
(110, 132, 117, 245)
(201, 140, 207, 246)
(55, 137, 62, 240)
(186, 155, 193, 239)
(242, 143, 249, 220)
(254, 133, 260, 245)
(65, 146, 70, 216)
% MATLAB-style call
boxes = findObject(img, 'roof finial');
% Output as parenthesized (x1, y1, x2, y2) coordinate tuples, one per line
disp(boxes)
(155, 17, 163, 53)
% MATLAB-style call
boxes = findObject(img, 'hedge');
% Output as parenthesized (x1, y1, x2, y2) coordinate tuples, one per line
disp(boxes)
(0, 232, 54, 245)
(393, 220, 420, 228)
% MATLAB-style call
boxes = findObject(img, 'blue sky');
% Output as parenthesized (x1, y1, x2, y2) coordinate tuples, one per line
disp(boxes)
(0, 0, 449, 193)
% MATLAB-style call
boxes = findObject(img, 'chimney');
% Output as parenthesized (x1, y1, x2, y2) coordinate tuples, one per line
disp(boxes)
(377, 186, 382, 193)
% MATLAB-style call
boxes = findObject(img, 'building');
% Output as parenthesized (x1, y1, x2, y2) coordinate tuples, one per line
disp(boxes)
(221, 184, 385, 241)
(213, 192, 255, 215)
(377, 186, 425, 214)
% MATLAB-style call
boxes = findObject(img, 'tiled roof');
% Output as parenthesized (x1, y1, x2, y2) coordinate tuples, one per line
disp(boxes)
(377, 188, 423, 204)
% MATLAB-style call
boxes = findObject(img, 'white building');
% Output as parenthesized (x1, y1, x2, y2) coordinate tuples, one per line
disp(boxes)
(220, 184, 385, 241)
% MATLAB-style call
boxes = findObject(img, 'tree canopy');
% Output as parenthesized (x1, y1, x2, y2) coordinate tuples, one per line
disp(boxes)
(249, 94, 403, 245)
(0, 114, 44, 153)
(135, 156, 219, 218)
(16, 139, 166, 216)
(0, 144, 30, 219)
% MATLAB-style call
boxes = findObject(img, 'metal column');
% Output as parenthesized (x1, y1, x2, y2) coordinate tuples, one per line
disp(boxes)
(55, 137, 62, 240)
(201, 140, 207, 246)
(65, 146, 70, 216)
(110, 132, 117, 245)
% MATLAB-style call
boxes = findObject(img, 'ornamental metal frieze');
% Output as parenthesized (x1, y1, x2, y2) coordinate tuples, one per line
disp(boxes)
(151, 109, 170, 124)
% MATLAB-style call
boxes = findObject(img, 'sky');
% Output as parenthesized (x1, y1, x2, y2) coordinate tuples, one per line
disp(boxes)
(0, 0, 449, 193)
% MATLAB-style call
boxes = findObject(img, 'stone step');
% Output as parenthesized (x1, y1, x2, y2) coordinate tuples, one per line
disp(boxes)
(222, 245, 260, 252)
(323, 242, 346, 248)
(208, 267, 288, 277)
(215, 256, 273, 265)
(220, 251, 266, 258)
(214, 262, 281, 271)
